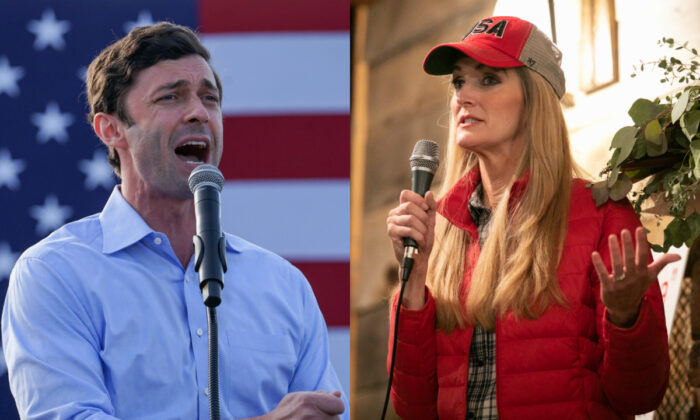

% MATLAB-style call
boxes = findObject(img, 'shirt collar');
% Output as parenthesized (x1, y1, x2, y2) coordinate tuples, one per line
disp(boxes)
(99, 186, 239, 255)
(100, 186, 154, 254)
(467, 183, 490, 222)
(437, 166, 530, 233)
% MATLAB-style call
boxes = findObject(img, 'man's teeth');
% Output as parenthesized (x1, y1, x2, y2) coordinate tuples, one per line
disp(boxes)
(183, 141, 206, 147)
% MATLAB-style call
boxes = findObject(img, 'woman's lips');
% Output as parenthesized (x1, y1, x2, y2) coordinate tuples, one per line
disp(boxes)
(459, 117, 482, 127)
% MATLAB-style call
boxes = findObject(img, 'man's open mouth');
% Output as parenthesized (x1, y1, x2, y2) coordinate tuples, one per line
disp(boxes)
(174, 141, 208, 164)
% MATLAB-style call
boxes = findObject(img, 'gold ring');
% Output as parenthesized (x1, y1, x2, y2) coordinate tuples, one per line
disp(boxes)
(614, 273, 625, 282)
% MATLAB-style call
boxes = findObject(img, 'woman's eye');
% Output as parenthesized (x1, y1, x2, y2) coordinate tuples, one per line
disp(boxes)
(451, 78, 464, 89)
(481, 74, 500, 86)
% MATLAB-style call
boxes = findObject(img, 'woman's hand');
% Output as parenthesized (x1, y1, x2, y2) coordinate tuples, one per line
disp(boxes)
(386, 190, 437, 309)
(591, 227, 680, 327)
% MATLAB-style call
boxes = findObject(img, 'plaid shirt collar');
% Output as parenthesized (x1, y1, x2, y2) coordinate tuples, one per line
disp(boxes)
(467, 183, 491, 246)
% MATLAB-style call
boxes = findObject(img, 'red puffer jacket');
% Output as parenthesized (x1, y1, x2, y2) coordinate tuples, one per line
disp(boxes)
(388, 169, 669, 420)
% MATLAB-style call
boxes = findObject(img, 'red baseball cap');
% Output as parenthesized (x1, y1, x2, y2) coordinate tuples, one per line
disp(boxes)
(423, 16, 565, 98)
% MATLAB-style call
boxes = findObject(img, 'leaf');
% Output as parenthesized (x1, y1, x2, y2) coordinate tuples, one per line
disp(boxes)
(672, 90, 690, 123)
(628, 99, 666, 126)
(625, 168, 653, 181)
(608, 174, 632, 201)
(591, 181, 609, 206)
(632, 139, 647, 158)
(645, 119, 663, 145)
(607, 147, 621, 168)
(646, 133, 667, 157)
(665, 217, 690, 248)
(643, 179, 660, 194)
(649, 242, 665, 252)
(681, 110, 700, 141)
(685, 212, 700, 247)
(692, 140, 700, 179)
(662, 172, 676, 194)
(610, 126, 637, 163)
(607, 165, 620, 188)
(673, 125, 690, 148)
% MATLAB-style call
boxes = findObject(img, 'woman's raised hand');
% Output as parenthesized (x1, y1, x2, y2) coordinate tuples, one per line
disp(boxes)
(591, 227, 680, 327)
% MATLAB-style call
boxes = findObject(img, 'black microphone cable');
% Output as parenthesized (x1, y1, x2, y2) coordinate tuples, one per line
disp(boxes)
(381, 275, 409, 420)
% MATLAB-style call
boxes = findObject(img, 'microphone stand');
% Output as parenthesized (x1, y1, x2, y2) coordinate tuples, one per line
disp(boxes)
(193, 231, 228, 420)
(206, 305, 220, 420)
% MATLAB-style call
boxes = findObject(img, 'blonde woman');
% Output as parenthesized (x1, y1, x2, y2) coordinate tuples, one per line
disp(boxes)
(385, 16, 677, 419)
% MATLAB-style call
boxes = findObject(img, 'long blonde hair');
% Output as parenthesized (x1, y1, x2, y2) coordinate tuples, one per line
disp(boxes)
(428, 67, 578, 332)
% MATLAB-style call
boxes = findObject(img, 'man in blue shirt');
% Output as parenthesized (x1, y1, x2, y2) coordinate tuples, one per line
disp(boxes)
(2, 22, 347, 420)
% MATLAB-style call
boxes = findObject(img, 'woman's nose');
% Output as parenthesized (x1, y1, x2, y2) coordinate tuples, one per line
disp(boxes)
(454, 84, 476, 106)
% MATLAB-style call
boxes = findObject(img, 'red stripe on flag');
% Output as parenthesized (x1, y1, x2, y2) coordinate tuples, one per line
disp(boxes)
(221, 114, 350, 179)
(291, 261, 349, 327)
(198, 0, 349, 33)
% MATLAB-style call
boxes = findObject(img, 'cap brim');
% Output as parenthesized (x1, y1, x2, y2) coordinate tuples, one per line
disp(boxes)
(423, 42, 523, 75)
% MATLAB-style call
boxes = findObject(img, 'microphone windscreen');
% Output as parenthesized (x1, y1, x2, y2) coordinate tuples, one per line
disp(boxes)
(188, 164, 225, 193)
(410, 140, 439, 174)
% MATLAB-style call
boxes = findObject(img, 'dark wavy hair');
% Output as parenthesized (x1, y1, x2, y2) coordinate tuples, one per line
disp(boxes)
(85, 22, 222, 177)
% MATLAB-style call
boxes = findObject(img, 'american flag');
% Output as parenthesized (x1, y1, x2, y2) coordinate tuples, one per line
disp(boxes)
(0, 1, 350, 417)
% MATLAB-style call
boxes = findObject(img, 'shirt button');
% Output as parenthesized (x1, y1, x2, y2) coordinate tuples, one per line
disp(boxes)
(205, 387, 210, 396)
(474, 359, 485, 367)
(197, 328, 204, 337)
(154, 237, 162, 245)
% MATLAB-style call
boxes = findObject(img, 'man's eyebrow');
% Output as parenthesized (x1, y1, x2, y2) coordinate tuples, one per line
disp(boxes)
(152, 78, 219, 94)
(201, 79, 218, 92)
(152, 79, 188, 94)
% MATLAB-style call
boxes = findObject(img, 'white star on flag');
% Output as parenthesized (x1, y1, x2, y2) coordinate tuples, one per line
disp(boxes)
(0, 242, 19, 281)
(0, 149, 26, 190)
(123, 11, 156, 34)
(29, 195, 73, 235)
(78, 151, 115, 190)
(77, 66, 87, 82)
(0, 56, 25, 97)
(31, 102, 74, 144)
(27, 9, 71, 51)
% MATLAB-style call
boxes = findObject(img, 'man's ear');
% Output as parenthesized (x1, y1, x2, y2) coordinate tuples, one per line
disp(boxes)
(93, 113, 127, 151)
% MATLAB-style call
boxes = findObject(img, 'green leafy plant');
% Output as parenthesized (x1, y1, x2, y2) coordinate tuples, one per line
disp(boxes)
(591, 38, 700, 252)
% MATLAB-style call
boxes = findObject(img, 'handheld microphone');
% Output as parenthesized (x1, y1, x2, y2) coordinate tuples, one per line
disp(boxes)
(188, 164, 228, 307)
(401, 140, 439, 282)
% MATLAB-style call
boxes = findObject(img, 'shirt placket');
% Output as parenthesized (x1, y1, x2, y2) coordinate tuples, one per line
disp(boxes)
(183, 256, 212, 419)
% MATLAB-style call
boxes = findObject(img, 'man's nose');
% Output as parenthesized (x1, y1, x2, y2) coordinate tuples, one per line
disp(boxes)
(184, 97, 210, 124)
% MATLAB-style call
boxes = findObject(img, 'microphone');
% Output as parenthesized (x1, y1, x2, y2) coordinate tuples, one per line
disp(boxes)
(401, 140, 439, 282)
(188, 164, 228, 307)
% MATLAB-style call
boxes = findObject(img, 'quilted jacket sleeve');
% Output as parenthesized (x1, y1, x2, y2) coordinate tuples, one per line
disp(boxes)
(595, 199, 670, 415)
(388, 287, 439, 420)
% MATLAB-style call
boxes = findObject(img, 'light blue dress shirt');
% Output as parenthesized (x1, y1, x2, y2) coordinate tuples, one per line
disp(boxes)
(2, 187, 348, 420)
